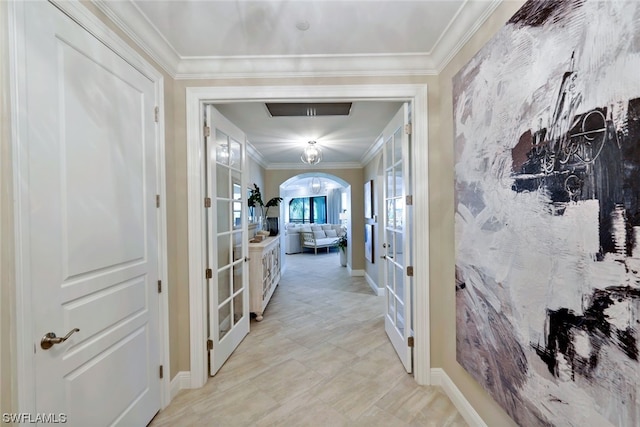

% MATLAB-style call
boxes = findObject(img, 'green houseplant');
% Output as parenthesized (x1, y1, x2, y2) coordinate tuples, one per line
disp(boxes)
(248, 183, 282, 235)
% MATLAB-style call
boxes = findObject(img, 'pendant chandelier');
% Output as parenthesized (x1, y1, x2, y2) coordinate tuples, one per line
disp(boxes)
(310, 177, 323, 194)
(301, 140, 322, 165)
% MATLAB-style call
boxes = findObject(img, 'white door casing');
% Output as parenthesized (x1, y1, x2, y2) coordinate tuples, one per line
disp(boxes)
(186, 85, 430, 387)
(11, 0, 169, 422)
(205, 105, 250, 375)
(382, 103, 414, 373)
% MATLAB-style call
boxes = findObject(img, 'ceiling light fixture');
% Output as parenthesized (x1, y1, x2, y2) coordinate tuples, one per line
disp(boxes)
(310, 177, 323, 194)
(301, 140, 322, 165)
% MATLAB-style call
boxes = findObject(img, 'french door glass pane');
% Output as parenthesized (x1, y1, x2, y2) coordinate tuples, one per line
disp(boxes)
(386, 169, 394, 198)
(233, 293, 244, 323)
(386, 229, 395, 259)
(217, 234, 230, 267)
(218, 268, 231, 304)
(219, 302, 231, 340)
(395, 165, 404, 197)
(230, 138, 241, 169)
(215, 129, 231, 167)
(217, 200, 230, 233)
(395, 265, 404, 302)
(233, 262, 243, 293)
(232, 231, 242, 262)
(385, 136, 393, 167)
(217, 166, 229, 198)
(393, 128, 402, 164)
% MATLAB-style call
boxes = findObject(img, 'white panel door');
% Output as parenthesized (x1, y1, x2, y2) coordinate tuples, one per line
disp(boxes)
(20, 2, 161, 425)
(205, 105, 250, 375)
(382, 103, 414, 373)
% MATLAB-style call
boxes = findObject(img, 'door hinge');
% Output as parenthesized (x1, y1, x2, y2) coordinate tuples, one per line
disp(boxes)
(205, 268, 213, 279)
(159, 365, 164, 379)
(408, 336, 414, 347)
(154, 106, 159, 123)
(207, 339, 213, 350)
(405, 123, 412, 135)
(157, 280, 162, 293)
(204, 125, 211, 138)
(406, 195, 413, 205)
(156, 194, 160, 208)
(205, 197, 212, 208)
(407, 266, 414, 277)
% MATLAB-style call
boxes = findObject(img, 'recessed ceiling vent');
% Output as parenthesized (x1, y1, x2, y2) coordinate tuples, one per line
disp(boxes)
(265, 102, 352, 117)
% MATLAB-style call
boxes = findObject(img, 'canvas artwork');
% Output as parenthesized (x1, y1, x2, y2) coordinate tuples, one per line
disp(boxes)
(454, 1, 640, 426)
(365, 223, 374, 263)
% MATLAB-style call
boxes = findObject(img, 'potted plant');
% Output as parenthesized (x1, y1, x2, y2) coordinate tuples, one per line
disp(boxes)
(335, 233, 347, 266)
(248, 183, 282, 236)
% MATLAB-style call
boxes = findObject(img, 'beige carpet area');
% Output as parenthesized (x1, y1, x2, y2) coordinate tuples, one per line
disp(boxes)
(150, 250, 467, 426)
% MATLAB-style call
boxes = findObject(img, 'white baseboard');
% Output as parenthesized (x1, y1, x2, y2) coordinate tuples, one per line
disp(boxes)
(430, 368, 487, 427)
(350, 269, 365, 276)
(170, 371, 191, 400)
(364, 272, 384, 296)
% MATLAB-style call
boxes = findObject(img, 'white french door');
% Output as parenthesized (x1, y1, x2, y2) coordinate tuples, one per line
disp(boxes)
(382, 103, 414, 373)
(15, 1, 162, 425)
(204, 105, 250, 375)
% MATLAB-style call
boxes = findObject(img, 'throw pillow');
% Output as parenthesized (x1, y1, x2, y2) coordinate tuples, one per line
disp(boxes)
(325, 229, 337, 237)
(313, 230, 326, 239)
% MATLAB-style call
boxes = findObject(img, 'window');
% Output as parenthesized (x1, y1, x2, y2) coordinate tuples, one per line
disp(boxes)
(289, 196, 327, 224)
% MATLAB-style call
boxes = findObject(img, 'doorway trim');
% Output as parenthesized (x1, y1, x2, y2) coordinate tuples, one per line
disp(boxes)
(186, 84, 431, 387)
(9, 0, 170, 413)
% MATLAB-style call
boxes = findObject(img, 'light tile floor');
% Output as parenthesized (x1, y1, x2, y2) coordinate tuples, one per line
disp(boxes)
(150, 251, 467, 426)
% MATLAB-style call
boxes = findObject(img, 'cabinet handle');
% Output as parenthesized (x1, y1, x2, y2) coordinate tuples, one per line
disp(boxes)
(245, 256, 250, 262)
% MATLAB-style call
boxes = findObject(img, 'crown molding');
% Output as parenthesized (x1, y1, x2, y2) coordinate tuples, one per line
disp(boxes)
(431, 0, 503, 73)
(92, 0, 180, 76)
(246, 141, 268, 169)
(175, 53, 436, 80)
(92, 0, 502, 80)
(361, 133, 385, 167)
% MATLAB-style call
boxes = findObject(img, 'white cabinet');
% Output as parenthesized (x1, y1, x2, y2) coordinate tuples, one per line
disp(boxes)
(248, 236, 281, 321)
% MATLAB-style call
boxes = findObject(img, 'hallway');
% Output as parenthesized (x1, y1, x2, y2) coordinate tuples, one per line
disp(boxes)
(150, 251, 467, 426)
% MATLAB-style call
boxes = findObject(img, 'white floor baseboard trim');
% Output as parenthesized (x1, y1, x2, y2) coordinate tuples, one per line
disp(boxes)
(364, 272, 384, 296)
(170, 371, 191, 400)
(350, 269, 365, 277)
(430, 368, 487, 427)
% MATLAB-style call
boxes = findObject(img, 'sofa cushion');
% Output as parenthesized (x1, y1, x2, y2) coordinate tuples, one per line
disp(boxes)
(313, 230, 326, 239)
(301, 225, 312, 232)
(310, 225, 322, 231)
(325, 229, 337, 237)
(321, 224, 333, 231)
(315, 237, 336, 246)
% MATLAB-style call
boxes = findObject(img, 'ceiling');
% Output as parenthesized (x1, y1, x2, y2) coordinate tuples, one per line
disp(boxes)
(96, 0, 501, 168)
(213, 101, 402, 168)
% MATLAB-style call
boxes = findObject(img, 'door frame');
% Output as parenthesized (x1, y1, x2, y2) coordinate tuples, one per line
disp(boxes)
(9, 0, 170, 414)
(187, 84, 431, 387)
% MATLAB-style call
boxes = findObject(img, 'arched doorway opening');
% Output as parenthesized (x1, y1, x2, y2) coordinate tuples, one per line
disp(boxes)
(279, 173, 351, 273)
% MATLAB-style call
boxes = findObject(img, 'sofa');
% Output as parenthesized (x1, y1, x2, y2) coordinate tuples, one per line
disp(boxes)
(284, 223, 345, 254)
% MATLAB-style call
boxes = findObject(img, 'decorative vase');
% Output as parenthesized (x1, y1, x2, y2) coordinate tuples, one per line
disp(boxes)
(339, 249, 347, 267)
(266, 217, 279, 236)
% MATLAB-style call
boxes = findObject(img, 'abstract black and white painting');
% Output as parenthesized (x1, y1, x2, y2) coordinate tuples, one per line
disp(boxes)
(454, 1, 640, 425)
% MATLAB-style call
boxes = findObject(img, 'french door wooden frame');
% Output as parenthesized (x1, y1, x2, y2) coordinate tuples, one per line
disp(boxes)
(186, 84, 430, 388)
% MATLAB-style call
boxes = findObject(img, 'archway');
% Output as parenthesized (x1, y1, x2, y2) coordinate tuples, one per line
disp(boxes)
(279, 173, 351, 273)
